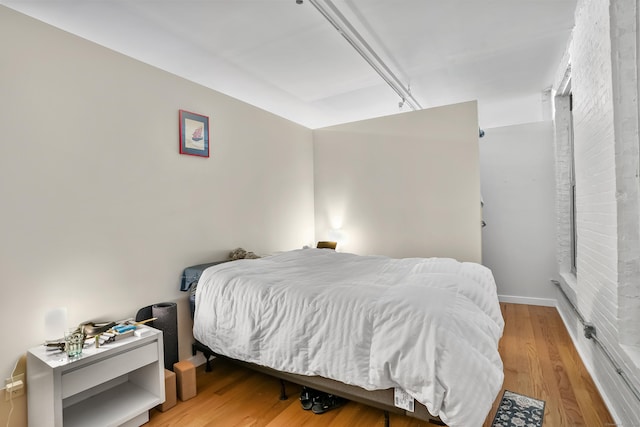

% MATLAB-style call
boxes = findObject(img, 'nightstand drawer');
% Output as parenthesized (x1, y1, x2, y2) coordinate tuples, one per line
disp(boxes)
(61, 342, 158, 399)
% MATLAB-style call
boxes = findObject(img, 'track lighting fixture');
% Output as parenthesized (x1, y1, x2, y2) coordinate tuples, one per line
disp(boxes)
(300, 0, 421, 111)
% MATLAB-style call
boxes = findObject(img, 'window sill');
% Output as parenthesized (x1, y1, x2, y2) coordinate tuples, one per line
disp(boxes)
(560, 271, 577, 288)
(558, 271, 578, 303)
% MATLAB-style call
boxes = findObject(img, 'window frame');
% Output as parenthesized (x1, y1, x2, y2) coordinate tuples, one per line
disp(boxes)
(569, 91, 577, 274)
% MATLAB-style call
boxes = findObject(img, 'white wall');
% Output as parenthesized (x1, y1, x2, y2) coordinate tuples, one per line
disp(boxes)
(313, 101, 481, 263)
(479, 122, 557, 305)
(552, 0, 640, 424)
(0, 5, 315, 388)
(478, 93, 548, 130)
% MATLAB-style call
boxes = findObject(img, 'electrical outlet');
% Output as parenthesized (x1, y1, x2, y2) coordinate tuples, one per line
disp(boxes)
(5, 373, 25, 400)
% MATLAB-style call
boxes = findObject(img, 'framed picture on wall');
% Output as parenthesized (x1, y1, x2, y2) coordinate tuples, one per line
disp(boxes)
(179, 110, 210, 157)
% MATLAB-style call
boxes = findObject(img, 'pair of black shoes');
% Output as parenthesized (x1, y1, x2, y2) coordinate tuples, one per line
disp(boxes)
(299, 386, 347, 414)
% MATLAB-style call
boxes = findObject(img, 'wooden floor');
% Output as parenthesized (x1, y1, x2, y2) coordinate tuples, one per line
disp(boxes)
(146, 304, 614, 426)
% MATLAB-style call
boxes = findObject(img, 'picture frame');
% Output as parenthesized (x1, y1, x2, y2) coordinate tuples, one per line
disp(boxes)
(179, 109, 210, 157)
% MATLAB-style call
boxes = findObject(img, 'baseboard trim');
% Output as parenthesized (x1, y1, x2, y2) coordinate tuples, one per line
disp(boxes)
(498, 295, 557, 307)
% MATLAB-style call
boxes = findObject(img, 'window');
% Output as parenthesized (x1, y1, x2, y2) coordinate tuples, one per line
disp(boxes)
(554, 70, 575, 278)
(569, 92, 577, 274)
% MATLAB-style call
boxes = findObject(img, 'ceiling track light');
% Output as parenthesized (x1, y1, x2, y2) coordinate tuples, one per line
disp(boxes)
(302, 0, 422, 111)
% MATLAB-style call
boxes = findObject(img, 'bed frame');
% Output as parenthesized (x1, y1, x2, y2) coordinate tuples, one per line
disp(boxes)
(191, 340, 444, 426)
(184, 260, 445, 426)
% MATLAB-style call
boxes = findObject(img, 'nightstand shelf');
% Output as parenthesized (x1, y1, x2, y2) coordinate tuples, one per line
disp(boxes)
(27, 326, 165, 427)
(64, 381, 159, 427)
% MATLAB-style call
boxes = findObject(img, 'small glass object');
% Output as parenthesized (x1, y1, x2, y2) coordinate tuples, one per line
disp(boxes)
(65, 328, 84, 359)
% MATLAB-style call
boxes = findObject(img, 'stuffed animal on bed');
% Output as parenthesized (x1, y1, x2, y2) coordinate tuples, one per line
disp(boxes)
(229, 247, 260, 260)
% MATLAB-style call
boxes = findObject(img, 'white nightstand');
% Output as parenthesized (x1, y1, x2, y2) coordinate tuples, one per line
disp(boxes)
(27, 326, 165, 427)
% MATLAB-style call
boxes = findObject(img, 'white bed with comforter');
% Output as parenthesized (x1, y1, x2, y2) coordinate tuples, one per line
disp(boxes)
(193, 248, 504, 427)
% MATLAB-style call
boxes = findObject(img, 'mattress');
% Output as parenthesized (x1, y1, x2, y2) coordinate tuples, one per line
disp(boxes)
(193, 248, 504, 426)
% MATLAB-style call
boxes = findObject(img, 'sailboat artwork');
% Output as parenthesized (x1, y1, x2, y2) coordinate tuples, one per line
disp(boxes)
(179, 110, 210, 157)
(185, 119, 205, 150)
(192, 126, 204, 142)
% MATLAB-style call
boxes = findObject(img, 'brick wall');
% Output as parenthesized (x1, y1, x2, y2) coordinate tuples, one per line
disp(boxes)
(554, 0, 640, 424)
(572, 0, 618, 326)
(610, 0, 640, 349)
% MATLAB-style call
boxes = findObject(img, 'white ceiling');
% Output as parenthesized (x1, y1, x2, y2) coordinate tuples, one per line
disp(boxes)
(2, 0, 577, 129)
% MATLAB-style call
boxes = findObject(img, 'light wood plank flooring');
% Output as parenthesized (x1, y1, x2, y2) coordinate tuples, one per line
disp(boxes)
(147, 304, 614, 426)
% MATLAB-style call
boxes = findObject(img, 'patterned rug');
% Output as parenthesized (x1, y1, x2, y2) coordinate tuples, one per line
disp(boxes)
(491, 390, 545, 427)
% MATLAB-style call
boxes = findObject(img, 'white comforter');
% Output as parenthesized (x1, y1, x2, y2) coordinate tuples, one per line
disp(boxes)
(193, 249, 504, 426)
